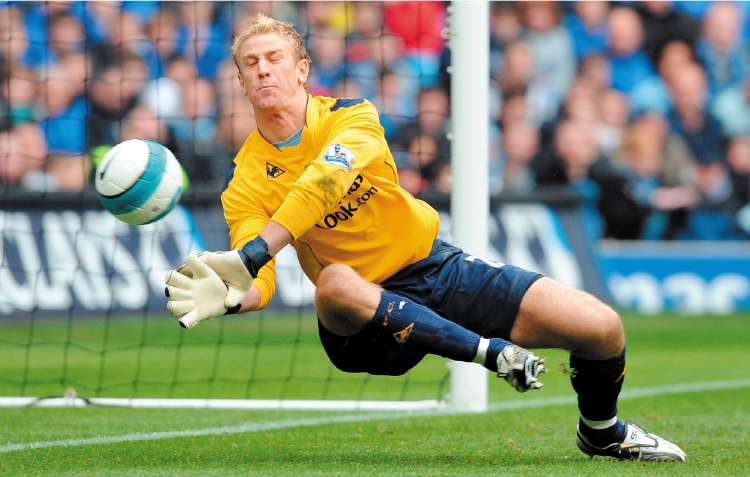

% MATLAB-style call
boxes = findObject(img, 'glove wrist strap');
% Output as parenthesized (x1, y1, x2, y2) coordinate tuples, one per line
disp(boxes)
(239, 236, 272, 278)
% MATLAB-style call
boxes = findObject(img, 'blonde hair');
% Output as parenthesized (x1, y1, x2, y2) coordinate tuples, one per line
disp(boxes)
(231, 13, 310, 69)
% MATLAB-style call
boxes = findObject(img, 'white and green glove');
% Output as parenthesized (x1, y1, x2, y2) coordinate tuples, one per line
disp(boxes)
(165, 255, 233, 329)
(165, 237, 272, 329)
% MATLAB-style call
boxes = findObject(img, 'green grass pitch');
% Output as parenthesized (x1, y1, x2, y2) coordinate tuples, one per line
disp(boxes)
(0, 313, 748, 476)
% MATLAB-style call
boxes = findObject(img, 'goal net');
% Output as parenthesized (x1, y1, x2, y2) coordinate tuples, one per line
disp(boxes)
(0, 1, 488, 411)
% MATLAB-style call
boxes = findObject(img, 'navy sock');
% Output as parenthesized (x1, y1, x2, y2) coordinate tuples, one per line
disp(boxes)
(578, 419, 626, 447)
(570, 349, 627, 446)
(483, 338, 508, 373)
(367, 290, 509, 366)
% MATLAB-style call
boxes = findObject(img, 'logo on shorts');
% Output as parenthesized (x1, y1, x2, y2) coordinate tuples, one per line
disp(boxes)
(393, 322, 415, 346)
(323, 144, 354, 170)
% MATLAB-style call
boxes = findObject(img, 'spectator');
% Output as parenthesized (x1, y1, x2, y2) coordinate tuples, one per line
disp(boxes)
(46, 12, 86, 65)
(607, 6, 669, 114)
(177, 1, 230, 80)
(121, 105, 171, 144)
(495, 120, 540, 194)
(537, 118, 640, 239)
(165, 55, 199, 87)
(429, 162, 452, 195)
(3, 0, 748, 235)
(495, 41, 559, 128)
(637, 1, 700, 66)
(564, 1, 609, 60)
(697, 2, 749, 95)
(331, 77, 363, 101)
(373, 69, 413, 141)
(727, 136, 750, 235)
(656, 40, 695, 85)
(383, 1, 445, 88)
(143, 5, 183, 79)
(82, 1, 123, 44)
(308, 28, 347, 95)
(87, 54, 148, 149)
(496, 41, 534, 97)
(0, 123, 46, 189)
(2, 66, 37, 125)
(0, 6, 32, 69)
(304, 1, 350, 35)
(171, 78, 217, 150)
(520, 2, 575, 124)
(577, 53, 611, 94)
(536, 119, 606, 240)
(39, 63, 88, 157)
(712, 77, 750, 138)
(394, 86, 450, 167)
(634, 112, 698, 190)
(615, 117, 698, 238)
(727, 136, 750, 206)
(498, 92, 530, 129)
(684, 160, 737, 239)
(490, 3, 523, 76)
(666, 62, 727, 164)
(403, 133, 445, 195)
(90, 12, 149, 73)
(598, 89, 630, 157)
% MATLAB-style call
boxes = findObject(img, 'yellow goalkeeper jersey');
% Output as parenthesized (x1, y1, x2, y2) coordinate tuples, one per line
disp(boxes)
(222, 95, 440, 309)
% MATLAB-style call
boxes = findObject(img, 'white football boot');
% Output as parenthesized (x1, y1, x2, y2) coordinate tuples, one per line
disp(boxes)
(496, 345, 545, 392)
(577, 421, 687, 462)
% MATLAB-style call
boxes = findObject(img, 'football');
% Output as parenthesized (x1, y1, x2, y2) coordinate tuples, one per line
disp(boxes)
(94, 139, 185, 225)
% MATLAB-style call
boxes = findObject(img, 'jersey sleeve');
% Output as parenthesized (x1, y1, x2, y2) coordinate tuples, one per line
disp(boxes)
(271, 100, 388, 239)
(222, 179, 277, 310)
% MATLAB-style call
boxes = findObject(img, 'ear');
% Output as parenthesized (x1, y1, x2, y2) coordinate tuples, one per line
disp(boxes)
(237, 71, 249, 98)
(297, 58, 310, 86)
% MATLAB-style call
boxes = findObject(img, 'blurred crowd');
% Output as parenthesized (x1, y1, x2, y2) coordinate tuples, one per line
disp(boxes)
(0, 1, 749, 241)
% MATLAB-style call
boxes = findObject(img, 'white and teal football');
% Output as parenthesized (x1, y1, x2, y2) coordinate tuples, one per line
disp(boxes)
(95, 139, 184, 225)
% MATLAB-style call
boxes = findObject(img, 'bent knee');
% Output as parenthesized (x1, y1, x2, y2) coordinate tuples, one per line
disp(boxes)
(315, 264, 382, 334)
(581, 298, 624, 358)
(316, 264, 358, 305)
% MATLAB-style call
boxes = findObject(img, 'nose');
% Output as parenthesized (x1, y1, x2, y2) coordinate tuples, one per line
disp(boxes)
(256, 57, 271, 77)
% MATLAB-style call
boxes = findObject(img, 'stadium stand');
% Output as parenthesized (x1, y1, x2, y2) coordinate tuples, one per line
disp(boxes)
(0, 0, 749, 241)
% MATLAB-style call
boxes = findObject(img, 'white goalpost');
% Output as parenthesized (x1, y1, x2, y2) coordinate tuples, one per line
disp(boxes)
(0, 1, 490, 412)
(448, 0, 490, 412)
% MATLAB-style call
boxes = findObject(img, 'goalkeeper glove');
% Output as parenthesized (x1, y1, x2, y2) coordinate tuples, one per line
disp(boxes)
(165, 255, 232, 329)
(164, 237, 272, 328)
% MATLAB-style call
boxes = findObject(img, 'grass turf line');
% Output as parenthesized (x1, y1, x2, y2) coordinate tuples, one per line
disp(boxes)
(0, 313, 748, 475)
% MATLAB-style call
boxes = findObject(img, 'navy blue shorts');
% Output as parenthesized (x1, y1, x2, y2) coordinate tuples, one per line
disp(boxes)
(318, 239, 543, 376)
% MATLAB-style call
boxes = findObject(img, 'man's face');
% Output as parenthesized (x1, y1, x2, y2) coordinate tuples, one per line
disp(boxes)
(236, 33, 309, 111)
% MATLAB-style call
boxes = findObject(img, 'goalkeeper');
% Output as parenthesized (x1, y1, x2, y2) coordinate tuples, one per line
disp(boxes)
(165, 14, 685, 462)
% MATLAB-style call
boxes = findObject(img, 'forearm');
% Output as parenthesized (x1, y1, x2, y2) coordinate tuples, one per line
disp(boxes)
(257, 220, 293, 256)
(232, 221, 291, 312)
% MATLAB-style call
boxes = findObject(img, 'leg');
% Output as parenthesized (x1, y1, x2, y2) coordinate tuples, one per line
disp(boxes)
(510, 277, 624, 359)
(315, 264, 528, 379)
(314, 263, 382, 336)
(511, 277, 685, 461)
(511, 277, 626, 438)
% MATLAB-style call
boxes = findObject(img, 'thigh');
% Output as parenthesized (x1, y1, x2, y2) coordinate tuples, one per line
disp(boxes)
(317, 319, 426, 376)
(383, 240, 542, 339)
(510, 276, 624, 358)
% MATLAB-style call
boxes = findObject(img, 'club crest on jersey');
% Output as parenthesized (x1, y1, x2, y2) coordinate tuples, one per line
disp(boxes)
(266, 162, 286, 178)
(324, 144, 354, 170)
